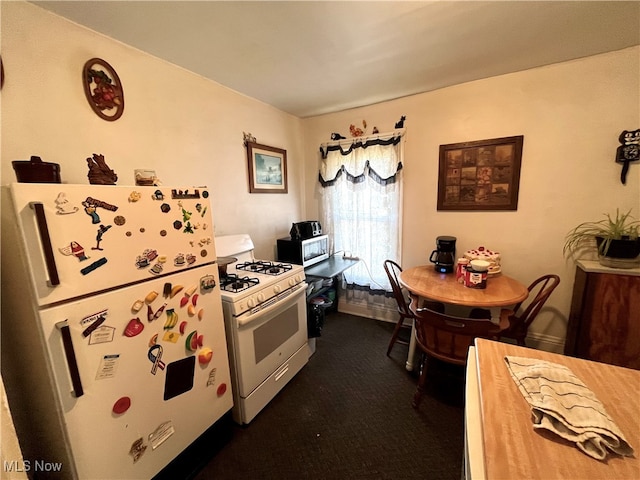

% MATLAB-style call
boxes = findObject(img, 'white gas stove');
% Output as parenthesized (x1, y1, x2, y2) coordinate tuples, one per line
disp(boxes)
(219, 259, 306, 318)
(214, 234, 309, 424)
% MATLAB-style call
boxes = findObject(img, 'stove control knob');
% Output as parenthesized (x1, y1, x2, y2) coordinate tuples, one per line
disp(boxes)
(257, 293, 265, 302)
(288, 278, 296, 287)
(274, 285, 281, 294)
(247, 298, 255, 308)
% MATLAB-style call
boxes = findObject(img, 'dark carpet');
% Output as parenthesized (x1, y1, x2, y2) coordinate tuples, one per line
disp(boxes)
(164, 313, 466, 480)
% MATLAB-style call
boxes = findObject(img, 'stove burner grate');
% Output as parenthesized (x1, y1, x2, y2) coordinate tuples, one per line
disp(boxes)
(220, 274, 260, 293)
(235, 261, 293, 276)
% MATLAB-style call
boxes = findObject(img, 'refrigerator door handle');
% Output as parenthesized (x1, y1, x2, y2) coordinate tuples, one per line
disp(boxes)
(30, 202, 60, 286)
(56, 320, 84, 397)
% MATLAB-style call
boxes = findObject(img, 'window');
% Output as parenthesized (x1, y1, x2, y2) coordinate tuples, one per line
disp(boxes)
(319, 134, 404, 293)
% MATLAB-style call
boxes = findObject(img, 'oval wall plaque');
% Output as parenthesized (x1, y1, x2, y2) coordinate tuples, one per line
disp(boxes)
(82, 58, 124, 121)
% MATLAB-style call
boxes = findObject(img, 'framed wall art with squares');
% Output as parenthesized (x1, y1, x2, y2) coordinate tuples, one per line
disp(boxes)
(246, 142, 288, 194)
(437, 135, 523, 211)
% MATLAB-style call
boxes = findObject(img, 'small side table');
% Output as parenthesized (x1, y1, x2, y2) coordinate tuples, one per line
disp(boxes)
(304, 255, 359, 353)
(304, 254, 360, 309)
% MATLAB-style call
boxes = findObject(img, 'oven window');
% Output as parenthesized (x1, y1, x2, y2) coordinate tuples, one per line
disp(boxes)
(253, 303, 300, 364)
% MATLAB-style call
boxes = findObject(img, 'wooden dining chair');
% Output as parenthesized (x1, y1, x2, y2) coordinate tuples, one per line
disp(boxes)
(409, 292, 508, 408)
(470, 274, 560, 347)
(383, 260, 444, 356)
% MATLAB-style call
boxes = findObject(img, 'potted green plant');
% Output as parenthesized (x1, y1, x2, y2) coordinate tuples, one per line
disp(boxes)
(563, 209, 640, 268)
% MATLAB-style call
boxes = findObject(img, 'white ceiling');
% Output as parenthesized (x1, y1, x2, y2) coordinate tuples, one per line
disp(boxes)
(32, 1, 640, 118)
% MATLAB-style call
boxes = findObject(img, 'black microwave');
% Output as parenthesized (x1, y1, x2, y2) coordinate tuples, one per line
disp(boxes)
(277, 234, 329, 268)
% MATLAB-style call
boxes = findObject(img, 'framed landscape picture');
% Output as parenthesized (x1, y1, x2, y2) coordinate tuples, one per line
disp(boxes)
(437, 135, 523, 211)
(246, 142, 288, 194)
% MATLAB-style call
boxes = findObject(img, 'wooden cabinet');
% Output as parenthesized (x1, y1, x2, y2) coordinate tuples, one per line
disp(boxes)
(565, 260, 640, 369)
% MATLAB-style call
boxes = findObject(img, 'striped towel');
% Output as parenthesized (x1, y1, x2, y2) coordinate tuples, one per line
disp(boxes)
(504, 356, 634, 460)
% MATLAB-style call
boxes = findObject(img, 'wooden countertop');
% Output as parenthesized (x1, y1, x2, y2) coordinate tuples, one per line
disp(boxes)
(474, 339, 640, 479)
(399, 265, 528, 307)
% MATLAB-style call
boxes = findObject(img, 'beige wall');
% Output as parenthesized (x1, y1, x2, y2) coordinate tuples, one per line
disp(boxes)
(1, 2, 305, 260)
(302, 46, 640, 350)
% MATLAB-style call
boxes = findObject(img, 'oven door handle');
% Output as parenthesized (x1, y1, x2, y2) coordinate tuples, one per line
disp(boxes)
(237, 283, 307, 328)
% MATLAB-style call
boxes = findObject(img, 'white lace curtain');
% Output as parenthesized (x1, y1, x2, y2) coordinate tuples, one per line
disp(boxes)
(318, 134, 404, 293)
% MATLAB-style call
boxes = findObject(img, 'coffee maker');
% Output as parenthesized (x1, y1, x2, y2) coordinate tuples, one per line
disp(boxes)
(429, 236, 457, 273)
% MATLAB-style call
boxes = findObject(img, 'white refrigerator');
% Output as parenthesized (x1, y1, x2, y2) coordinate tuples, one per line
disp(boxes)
(1, 183, 233, 479)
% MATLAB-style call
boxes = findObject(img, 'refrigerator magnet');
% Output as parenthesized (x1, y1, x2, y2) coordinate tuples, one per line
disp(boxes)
(148, 345, 165, 375)
(131, 299, 144, 313)
(84, 196, 118, 212)
(217, 383, 228, 397)
(91, 224, 112, 251)
(129, 438, 147, 463)
(82, 316, 105, 338)
(149, 421, 175, 450)
(206, 368, 217, 387)
(88, 325, 116, 345)
(82, 201, 101, 224)
(198, 237, 212, 246)
(123, 318, 144, 337)
(58, 241, 90, 262)
(200, 275, 216, 291)
(151, 303, 167, 322)
(55, 192, 79, 215)
(198, 347, 212, 366)
(171, 189, 200, 200)
(144, 291, 158, 303)
(80, 257, 107, 275)
(162, 331, 179, 343)
(96, 354, 120, 380)
(163, 357, 195, 400)
(80, 309, 108, 328)
(128, 191, 141, 202)
(112, 396, 131, 415)
(151, 189, 164, 200)
(163, 308, 178, 329)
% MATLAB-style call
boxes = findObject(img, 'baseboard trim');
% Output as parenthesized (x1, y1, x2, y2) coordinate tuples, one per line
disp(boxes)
(338, 301, 396, 323)
(338, 294, 566, 354)
(521, 332, 565, 354)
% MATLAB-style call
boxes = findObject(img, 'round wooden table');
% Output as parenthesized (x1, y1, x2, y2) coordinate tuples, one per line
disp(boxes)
(399, 265, 528, 307)
(399, 265, 529, 370)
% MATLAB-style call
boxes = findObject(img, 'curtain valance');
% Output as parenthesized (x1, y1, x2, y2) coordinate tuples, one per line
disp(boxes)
(319, 133, 403, 186)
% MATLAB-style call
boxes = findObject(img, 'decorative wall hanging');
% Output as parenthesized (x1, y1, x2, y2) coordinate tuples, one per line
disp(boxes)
(246, 142, 288, 194)
(616, 129, 639, 185)
(437, 135, 523, 211)
(87, 153, 118, 185)
(82, 58, 124, 121)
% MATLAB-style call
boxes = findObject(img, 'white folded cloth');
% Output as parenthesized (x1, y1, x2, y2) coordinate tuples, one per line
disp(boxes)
(504, 356, 634, 460)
